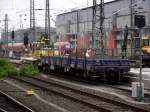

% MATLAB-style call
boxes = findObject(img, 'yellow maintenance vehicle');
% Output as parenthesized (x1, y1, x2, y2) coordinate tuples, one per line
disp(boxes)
(134, 36, 150, 67)
(142, 36, 150, 53)
(32, 35, 61, 59)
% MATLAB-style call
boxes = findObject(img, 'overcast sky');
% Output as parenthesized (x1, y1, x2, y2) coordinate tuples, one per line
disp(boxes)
(0, 0, 113, 32)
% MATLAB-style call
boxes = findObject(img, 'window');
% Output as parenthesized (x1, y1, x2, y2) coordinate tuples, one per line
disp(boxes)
(143, 39, 149, 46)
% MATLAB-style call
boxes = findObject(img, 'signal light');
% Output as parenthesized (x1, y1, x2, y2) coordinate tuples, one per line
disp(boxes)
(24, 33, 28, 46)
(11, 31, 15, 40)
(135, 15, 145, 28)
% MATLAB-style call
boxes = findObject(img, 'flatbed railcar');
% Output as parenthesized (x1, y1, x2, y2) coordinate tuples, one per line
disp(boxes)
(39, 55, 130, 83)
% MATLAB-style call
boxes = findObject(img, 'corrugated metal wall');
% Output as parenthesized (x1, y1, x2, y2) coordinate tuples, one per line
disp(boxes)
(56, 0, 150, 50)
(56, 0, 150, 34)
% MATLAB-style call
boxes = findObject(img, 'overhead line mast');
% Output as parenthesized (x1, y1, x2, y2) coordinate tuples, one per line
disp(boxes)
(45, 0, 51, 46)
(30, 0, 36, 42)
(4, 14, 8, 47)
(92, 0, 105, 57)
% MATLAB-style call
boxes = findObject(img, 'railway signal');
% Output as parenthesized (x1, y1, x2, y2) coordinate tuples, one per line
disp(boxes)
(134, 15, 145, 101)
(11, 31, 15, 40)
(24, 33, 29, 48)
(135, 15, 145, 28)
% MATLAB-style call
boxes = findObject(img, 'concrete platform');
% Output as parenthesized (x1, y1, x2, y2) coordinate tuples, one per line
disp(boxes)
(126, 68, 150, 90)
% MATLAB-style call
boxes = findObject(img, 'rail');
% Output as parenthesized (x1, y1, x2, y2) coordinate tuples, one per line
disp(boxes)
(11, 75, 150, 112)
(0, 90, 34, 112)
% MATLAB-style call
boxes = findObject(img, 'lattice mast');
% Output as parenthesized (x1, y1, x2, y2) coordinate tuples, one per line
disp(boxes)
(100, 0, 104, 56)
(4, 14, 8, 46)
(30, 0, 36, 42)
(92, 0, 105, 57)
(45, 0, 51, 45)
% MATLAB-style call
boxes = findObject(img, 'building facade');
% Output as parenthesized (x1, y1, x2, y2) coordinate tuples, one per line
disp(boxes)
(56, 0, 150, 56)
(0, 27, 56, 44)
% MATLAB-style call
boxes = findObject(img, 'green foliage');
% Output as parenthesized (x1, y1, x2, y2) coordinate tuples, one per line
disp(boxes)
(5, 64, 19, 76)
(0, 59, 39, 78)
(19, 65, 39, 76)
(0, 68, 8, 78)
(0, 59, 8, 66)
(0, 59, 18, 78)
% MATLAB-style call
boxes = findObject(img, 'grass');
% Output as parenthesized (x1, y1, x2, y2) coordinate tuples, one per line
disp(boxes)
(0, 59, 18, 78)
(0, 58, 39, 78)
(19, 64, 39, 76)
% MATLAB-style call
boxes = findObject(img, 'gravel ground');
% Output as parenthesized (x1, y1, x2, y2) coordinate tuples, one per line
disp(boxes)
(0, 79, 63, 112)
(0, 92, 28, 112)
(12, 76, 135, 112)
(36, 74, 150, 110)
(1, 73, 150, 112)
(0, 78, 100, 112)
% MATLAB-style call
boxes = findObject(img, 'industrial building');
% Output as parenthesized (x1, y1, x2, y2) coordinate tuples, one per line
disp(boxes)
(56, 0, 150, 56)
(0, 27, 56, 44)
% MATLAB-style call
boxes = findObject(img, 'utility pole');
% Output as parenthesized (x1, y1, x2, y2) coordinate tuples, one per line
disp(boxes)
(92, 0, 97, 48)
(45, 0, 51, 46)
(100, 0, 105, 58)
(130, 0, 134, 28)
(30, 0, 36, 42)
(130, 0, 134, 57)
(92, 0, 105, 57)
(77, 11, 79, 34)
(4, 14, 8, 48)
(75, 10, 79, 68)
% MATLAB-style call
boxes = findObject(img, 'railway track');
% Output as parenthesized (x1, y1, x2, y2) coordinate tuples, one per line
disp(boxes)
(42, 71, 150, 94)
(0, 90, 34, 112)
(11, 75, 150, 112)
(51, 72, 150, 102)
(57, 71, 150, 95)
(45, 72, 150, 98)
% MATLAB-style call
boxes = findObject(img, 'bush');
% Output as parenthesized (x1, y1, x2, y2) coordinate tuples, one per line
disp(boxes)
(0, 59, 18, 78)
(4, 64, 19, 76)
(0, 59, 8, 66)
(19, 65, 39, 76)
(0, 68, 8, 78)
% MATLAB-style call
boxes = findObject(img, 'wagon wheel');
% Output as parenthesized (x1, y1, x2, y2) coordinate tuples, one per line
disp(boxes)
(64, 67, 70, 73)
(107, 70, 119, 83)
(106, 70, 114, 83)
(64, 67, 67, 73)
(83, 70, 90, 80)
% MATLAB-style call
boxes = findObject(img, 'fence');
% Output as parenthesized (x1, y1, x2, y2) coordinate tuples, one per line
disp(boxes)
(70, 48, 141, 59)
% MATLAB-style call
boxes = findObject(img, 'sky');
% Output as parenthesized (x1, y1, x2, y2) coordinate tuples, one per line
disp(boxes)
(0, 0, 113, 32)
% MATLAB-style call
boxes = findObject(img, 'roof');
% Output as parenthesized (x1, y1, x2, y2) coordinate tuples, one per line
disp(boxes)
(57, 0, 124, 16)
